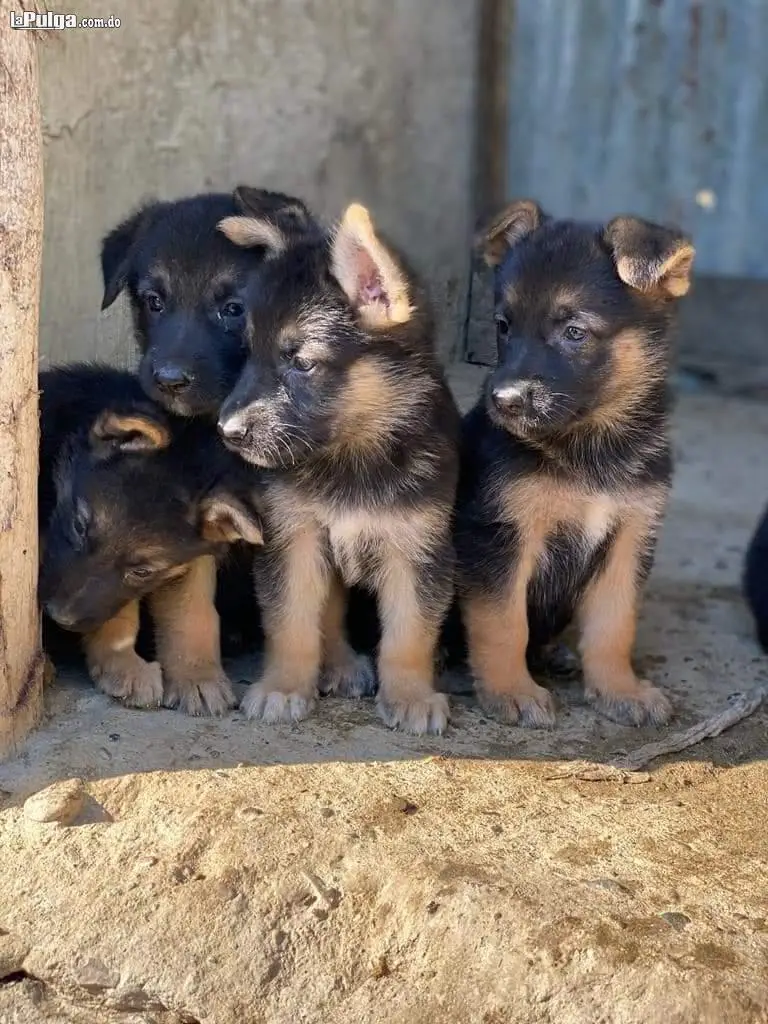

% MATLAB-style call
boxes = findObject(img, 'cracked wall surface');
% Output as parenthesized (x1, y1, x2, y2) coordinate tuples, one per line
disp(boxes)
(38, 0, 478, 368)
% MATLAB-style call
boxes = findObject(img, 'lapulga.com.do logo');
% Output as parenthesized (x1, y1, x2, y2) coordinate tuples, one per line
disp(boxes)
(10, 11, 121, 29)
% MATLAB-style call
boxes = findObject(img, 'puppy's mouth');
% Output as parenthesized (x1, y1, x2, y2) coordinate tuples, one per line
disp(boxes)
(217, 422, 302, 469)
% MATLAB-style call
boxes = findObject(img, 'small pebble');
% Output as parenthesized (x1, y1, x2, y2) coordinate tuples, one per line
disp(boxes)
(588, 878, 633, 896)
(660, 911, 691, 931)
(23, 778, 85, 825)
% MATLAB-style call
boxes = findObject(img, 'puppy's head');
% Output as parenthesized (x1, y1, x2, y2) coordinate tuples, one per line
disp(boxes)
(40, 408, 263, 633)
(215, 202, 419, 468)
(477, 200, 695, 438)
(100, 188, 316, 418)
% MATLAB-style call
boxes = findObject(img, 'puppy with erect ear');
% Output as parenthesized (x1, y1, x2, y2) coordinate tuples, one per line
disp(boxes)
(39, 363, 265, 717)
(455, 201, 695, 731)
(216, 202, 461, 735)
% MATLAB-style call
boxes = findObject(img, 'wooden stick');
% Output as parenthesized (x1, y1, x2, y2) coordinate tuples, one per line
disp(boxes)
(546, 687, 767, 781)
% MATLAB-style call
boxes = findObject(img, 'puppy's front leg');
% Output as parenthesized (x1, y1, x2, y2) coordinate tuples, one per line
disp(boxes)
(318, 572, 376, 698)
(84, 601, 163, 708)
(242, 523, 329, 724)
(461, 525, 556, 728)
(578, 511, 672, 726)
(149, 555, 236, 717)
(376, 540, 452, 735)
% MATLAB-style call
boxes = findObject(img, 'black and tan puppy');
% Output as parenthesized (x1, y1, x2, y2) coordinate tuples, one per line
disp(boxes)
(40, 364, 264, 715)
(215, 201, 461, 734)
(100, 188, 318, 417)
(455, 201, 695, 728)
(744, 504, 768, 652)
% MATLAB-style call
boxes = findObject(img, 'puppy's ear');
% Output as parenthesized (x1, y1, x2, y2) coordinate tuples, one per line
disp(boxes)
(100, 201, 164, 310)
(217, 214, 289, 256)
(199, 493, 263, 546)
(89, 409, 171, 455)
(233, 186, 314, 232)
(476, 200, 544, 267)
(330, 203, 412, 328)
(604, 217, 695, 298)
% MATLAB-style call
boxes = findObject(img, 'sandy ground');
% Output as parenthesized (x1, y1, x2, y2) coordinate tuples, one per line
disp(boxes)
(0, 365, 766, 1023)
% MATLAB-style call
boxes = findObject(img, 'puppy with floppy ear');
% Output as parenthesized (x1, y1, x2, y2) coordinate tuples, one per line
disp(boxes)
(216, 202, 460, 734)
(456, 201, 694, 729)
(99, 189, 318, 418)
(39, 364, 265, 715)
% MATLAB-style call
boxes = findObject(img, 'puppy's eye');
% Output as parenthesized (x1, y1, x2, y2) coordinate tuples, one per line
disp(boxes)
(219, 299, 245, 320)
(291, 354, 316, 373)
(495, 316, 510, 338)
(125, 565, 153, 582)
(564, 325, 587, 343)
(144, 291, 165, 314)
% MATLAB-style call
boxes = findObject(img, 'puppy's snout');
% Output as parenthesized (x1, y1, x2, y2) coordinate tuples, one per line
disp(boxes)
(153, 364, 191, 393)
(491, 383, 532, 415)
(44, 600, 78, 630)
(217, 414, 249, 446)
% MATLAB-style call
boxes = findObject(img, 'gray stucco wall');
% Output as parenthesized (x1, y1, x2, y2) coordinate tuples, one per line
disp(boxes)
(39, 0, 478, 367)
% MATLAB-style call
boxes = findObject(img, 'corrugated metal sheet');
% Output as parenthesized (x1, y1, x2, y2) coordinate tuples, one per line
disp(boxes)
(507, 0, 768, 278)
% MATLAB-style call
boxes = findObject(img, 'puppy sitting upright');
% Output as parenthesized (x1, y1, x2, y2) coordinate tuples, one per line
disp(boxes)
(40, 364, 263, 714)
(100, 188, 317, 417)
(456, 201, 695, 728)
(216, 201, 461, 734)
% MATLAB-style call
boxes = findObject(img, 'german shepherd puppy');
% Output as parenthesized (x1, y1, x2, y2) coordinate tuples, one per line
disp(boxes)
(455, 200, 695, 728)
(39, 364, 264, 715)
(215, 200, 461, 734)
(100, 188, 318, 418)
(744, 504, 768, 652)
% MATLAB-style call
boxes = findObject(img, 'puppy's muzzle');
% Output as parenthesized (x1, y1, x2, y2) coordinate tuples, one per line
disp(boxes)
(491, 382, 534, 416)
(153, 363, 192, 395)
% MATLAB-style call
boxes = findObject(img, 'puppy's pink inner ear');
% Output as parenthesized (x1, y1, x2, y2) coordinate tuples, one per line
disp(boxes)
(355, 246, 388, 309)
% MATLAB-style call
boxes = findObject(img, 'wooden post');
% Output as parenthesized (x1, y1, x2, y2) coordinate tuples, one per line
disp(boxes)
(0, 4, 45, 758)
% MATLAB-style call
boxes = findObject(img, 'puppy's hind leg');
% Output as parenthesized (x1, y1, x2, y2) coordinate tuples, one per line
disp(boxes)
(84, 601, 163, 708)
(149, 555, 236, 717)
(318, 572, 377, 698)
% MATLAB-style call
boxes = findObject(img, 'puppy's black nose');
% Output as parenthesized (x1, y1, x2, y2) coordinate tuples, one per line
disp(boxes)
(492, 384, 530, 414)
(153, 364, 191, 393)
(44, 601, 77, 629)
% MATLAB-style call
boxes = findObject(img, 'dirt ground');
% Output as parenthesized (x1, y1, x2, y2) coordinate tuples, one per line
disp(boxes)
(0, 364, 766, 1023)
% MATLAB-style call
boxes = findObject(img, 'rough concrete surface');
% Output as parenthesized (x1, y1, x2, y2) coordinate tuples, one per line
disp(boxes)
(38, 0, 477, 367)
(1, 367, 767, 1023)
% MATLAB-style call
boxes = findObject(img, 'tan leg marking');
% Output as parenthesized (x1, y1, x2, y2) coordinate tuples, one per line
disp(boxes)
(318, 573, 376, 699)
(376, 551, 449, 735)
(462, 532, 556, 729)
(84, 601, 163, 708)
(242, 523, 328, 724)
(149, 555, 235, 717)
(578, 512, 672, 726)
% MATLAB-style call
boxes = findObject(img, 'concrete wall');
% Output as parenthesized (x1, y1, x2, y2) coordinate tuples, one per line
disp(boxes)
(39, 0, 478, 367)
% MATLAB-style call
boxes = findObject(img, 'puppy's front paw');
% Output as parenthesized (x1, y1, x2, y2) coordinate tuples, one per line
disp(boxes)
(586, 677, 672, 727)
(91, 657, 163, 709)
(320, 652, 377, 698)
(240, 681, 316, 724)
(477, 680, 556, 729)
(377, 691, 449, 735)
(163, 668, 237, 717)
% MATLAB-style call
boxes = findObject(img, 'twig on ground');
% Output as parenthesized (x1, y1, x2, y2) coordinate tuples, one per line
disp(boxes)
(546, 687, 767, 782)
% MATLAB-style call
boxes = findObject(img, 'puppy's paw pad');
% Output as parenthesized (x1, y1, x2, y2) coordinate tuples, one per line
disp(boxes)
(377, 691, 449, 735)
(478, 684, 556, 728)
(588, 680, 673, 727)
(163, 672, 237, 717)
(93, 660, 163, 708)
(320, 654, 377, 698)
(241, 683, 316, 724)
